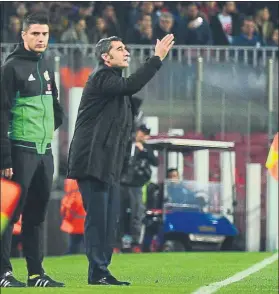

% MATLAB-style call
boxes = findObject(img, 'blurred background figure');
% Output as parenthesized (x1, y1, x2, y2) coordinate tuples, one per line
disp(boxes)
(210, 1, 242, 45)
(153, 12, 177, 41)
(200, 1, 219, 23)
(120, 125, 159, 252)
(126, 14, 153, 44)
(2, 16, 22, 43)
(60, 180, 85, 255)
(179, 2, 212, 45)
(61, 18, 89, 44)
(254, 7, 274, 43)
(102, 4, 122, 37)
(166, 168, 198, 205)
(90, 17, 109, 44)
(11, 216, 22, 258)
(15, 2, 28, 23)
(232, 16, 263, 46)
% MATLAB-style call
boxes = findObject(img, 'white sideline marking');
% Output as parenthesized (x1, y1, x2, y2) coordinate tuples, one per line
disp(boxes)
(192, 253, 278, 294)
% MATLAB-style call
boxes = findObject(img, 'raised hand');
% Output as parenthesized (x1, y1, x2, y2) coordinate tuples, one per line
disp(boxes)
(154, 34, 175, 61)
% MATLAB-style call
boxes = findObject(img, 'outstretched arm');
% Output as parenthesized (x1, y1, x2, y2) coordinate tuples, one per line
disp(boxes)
(96, 34, 175, 97)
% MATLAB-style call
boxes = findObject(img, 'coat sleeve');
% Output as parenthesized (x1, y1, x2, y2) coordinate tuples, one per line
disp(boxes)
(0, 64, 17, 170)
(96, 56, 162, 96)
(51, 73, 64, 130)
(143, 145, 159, 167)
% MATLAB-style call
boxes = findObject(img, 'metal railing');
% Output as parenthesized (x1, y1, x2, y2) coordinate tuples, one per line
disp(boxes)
(1, 43, 278, 67)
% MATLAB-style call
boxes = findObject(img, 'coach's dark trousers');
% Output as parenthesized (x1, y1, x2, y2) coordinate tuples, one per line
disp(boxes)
(0, 144, 53, 277)
(77, 177, 120, 283)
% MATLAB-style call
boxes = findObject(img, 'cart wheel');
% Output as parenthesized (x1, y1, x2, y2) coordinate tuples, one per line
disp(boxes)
(220, 236, 235, 251)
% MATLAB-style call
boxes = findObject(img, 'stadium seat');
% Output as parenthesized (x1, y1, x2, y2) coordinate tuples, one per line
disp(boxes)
(214, 132, 243, 143)
(243, 133, 269, 145)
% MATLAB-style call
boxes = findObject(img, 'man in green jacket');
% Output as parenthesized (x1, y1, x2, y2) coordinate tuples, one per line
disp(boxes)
(0, 12, 64, 288)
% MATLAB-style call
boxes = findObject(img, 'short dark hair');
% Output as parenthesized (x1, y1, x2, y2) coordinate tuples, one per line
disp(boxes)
(138, 124, 151, 135)
(138, 13, 152, 22)
(22, 12, 49, 31)
(95, 36, 122, 63)
(167, 168, 178, 177)
(242, 16, 254, 26)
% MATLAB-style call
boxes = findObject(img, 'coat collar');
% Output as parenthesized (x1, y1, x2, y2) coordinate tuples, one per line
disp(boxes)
(96, 63, 123, 76)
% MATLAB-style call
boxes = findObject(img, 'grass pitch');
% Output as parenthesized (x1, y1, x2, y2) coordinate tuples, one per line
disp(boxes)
(2, 252, 278, 293)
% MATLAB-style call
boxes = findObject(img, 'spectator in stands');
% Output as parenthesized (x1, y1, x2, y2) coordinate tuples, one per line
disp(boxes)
(90, 17, 109, 44)
(102, 4, 122, 37)
(172, 2, 188, 25)
(154, 1, 165, 12)
(2, 16, 22, 43)
(129, 2, 158, 26)
(268, 28, 278, 46)
(74, 2, 96, 33)
(126, 14, 153, 44)
(15, 2, 28, 23)
(153, 2, 173, 20)
(140, 2, 156, 20)
(29, 2, 47, 13)
(267, 29, 279, 58)
(48, 4, 71, 43)
(254, 7, 274, 43)
(179, 2, 212, 45)
(200, 1, 219, 23)
(128, 2, 141, 25)
(232, 17, 263, 46)
(210, 1, 242, 45)
(61, 18, 89, 44)
(153, 12, 176, 42)
(78, 2, 95, 19)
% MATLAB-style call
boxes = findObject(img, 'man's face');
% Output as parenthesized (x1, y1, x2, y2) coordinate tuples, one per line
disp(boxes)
(76, 19, 86, 32)
(272, 29, 278, 45)
(141, 15, 152, 29)
(242, 20, 255, 36)
(141, 2, 154, 14)
(96, 17, 106, 31)
(262, 8, 270, 22)
(104, 5, 115, 18)
(168, 170, 180, 181)
(21, 24, 49, 53)
(159, 16, 173, 32)
(102, 41, 130, 68)
(136, 130, 147, 142)
(225, 2, 236, 14)
(187, 4, 199, 20)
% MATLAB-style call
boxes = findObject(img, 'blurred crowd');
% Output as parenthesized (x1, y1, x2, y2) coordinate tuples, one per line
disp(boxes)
(1, 1, 278, 47)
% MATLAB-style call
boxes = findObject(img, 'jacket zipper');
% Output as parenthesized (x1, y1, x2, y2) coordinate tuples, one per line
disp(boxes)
(37, 58, 46, 150)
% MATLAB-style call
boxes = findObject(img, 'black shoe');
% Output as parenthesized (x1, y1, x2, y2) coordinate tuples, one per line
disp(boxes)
(0, 271, 26, 287)
(90, 276, 130, 286)
(27, 274, 65, 287)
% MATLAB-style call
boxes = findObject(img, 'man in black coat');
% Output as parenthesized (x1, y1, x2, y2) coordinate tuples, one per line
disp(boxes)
(67, 34, 174, 286)
(120, 124, 159, 251)
(210, 1, 242, 45)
